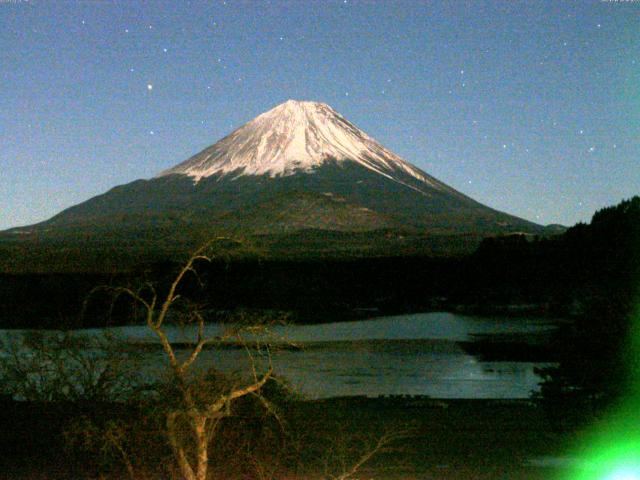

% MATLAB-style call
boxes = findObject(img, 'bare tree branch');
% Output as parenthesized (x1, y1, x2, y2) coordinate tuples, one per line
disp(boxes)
(155, 252, 211, 330)
(207, 366, 274, 418)
(331, 429, 413, 480)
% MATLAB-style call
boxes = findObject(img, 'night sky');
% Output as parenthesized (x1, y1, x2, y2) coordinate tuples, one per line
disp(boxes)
(1, 0, 638, 230)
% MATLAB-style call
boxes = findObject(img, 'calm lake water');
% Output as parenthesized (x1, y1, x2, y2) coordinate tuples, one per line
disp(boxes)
(1, 312, 558, 399)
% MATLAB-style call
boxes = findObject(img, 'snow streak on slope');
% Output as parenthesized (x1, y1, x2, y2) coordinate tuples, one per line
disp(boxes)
(158, 100, 449, 193)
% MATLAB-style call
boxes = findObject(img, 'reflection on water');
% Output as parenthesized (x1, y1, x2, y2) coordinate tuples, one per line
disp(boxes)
(0, 312, 558, 399)
(190, 341, 553, 399)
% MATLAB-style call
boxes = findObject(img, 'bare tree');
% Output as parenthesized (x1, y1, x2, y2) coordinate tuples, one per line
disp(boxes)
(86, 239, 275, 480)
(0, 329, 152, 479)
(0, 330, 141, 403)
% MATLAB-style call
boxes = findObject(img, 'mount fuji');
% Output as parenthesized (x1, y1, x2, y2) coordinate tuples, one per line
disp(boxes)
(8, 100, 542, 252)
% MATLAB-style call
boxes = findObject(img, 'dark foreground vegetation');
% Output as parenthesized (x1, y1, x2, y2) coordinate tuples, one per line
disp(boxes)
(0, 395, 572, 480)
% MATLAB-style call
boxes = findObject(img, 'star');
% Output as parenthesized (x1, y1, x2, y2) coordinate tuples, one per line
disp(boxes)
(149, 130, 155, 135)
(579, 130, 584, 135)
(588, 146, 595, 152)
(163, 48, 168, 53)
(147, 84, 153, 91)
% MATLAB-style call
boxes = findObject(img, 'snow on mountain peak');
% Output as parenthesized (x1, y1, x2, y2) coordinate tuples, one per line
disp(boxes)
(158, 100, 441, 190)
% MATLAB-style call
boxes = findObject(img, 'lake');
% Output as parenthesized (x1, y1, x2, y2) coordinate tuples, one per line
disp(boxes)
(0, 312, 559, 399)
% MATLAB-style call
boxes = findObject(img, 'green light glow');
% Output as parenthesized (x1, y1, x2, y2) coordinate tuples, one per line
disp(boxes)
(605, 467, 640, 480)
(562, 302, 640, 480)
(568, 438, 640, 479)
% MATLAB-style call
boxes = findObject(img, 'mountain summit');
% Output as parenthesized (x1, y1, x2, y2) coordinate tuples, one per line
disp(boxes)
(9, 100, 543, 251)
(160, 100, 450, 195)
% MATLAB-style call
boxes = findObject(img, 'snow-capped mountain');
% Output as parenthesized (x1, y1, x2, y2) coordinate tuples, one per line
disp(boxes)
(9, 100, 543, 248)
(159, 100, 454, 196)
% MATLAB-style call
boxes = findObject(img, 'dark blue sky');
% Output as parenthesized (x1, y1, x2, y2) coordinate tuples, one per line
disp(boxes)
(1, 0, 638, 229)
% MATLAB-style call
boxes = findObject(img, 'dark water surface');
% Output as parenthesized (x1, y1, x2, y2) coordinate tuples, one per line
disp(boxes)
(1, 312, 559, 399)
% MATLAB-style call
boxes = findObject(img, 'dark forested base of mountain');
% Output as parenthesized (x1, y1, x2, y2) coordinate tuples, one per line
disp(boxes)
(0, 197, 638, 331)
(0, 256, 460, 329)
(0, 247, 604, 329)
(0, 228, 488, 274)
